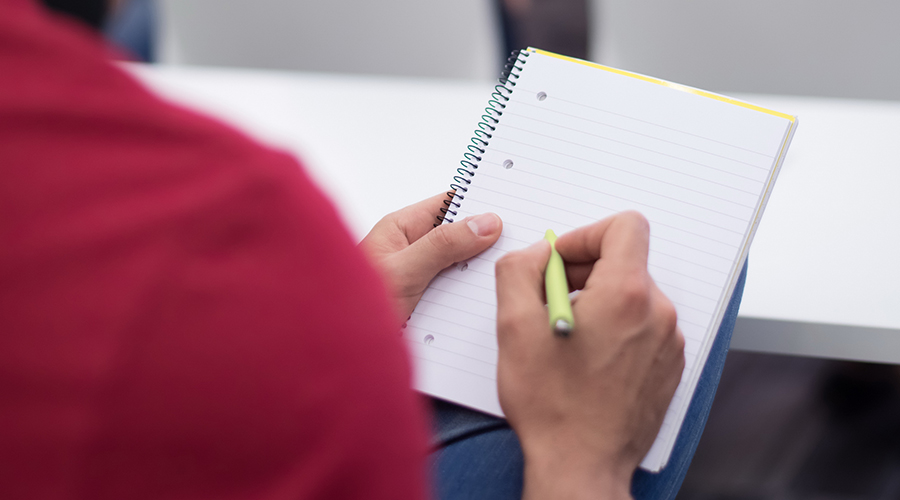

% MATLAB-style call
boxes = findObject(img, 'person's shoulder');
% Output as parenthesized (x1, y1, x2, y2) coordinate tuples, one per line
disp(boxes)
(0, 6, 429, 498)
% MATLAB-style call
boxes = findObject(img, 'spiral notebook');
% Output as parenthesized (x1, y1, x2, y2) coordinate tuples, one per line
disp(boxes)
(406, 48, 798, 471)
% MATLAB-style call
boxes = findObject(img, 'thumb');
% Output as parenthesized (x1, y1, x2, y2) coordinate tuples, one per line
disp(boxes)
(401, 213, 502, 279)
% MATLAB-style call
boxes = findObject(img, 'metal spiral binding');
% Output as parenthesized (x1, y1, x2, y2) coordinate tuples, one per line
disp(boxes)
(435, 49, 530, 226)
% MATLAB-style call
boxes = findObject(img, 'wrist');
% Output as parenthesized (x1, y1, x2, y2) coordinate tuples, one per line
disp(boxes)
(522, 448, 634, 500)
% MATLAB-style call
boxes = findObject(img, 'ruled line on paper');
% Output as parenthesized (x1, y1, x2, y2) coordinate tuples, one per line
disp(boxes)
(482, 147, 759, 210)
(409, 338, 498, 368)
(481, 168, 755, 234)
(648, 220, 740, 251)
(456, 215, 735, 279)
(406, 329, 496, 359)
(683, 342, 701, 358)
(418, 297, 495, 322)
(647, 264, 725, 288)
(680, 344, 701, 362)
(662, 298, 715, 316)
(439, 251, 728, 318)
(464, 169, 744, 248)
(678, 328, 707, 346)
(655, 275, 723, 301)
(437, 274, 497, 292)
(469, 183, 746, 238)
(506, 104, 774, 169)
(421, 289, 497, 318)
(477, 182, 745, 248)
(470, 255, 499, 267)
(520, 89, 776, 157)
(499, 122, 769, 185)
(646, 247, 732, 275)
(492, 234, 542, 248)
(409, 340, 497, 370)
(675, 312, 713, 332)
(412, 311, 496, 338)
(476, 236, 549, 254)
(409, 354, 497, 382)
(650, 234, 735, 261)
(491, 137, 764, 194)
(476, 167, 753, 227)
(468, 162, 756, 238)
(495, 220, 554, 239)
(463, 197, 590, 232)
(455, 263, 494, 281)
(444, 264, 494, 278)
(465, 192, 744, 247)
(460, 201, 739, 275)
(655, 279, 720, 303)
(500, 120, 770, 184)
(428, 280, 495, 304)
(425, 279, 496, 299)
(409, 325, 499, 356)
(668, 301, 714, 323)
(502, 207, 740, 251)
(502, 222, 580, 238)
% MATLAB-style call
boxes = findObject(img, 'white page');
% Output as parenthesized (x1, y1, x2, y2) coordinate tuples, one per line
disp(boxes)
(407, 49, 797, 471)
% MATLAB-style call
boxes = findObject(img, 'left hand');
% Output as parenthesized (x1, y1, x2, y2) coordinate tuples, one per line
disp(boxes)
(360, 192, 502, 322)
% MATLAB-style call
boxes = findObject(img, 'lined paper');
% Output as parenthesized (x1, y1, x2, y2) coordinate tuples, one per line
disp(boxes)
(407, 49, 797, 471)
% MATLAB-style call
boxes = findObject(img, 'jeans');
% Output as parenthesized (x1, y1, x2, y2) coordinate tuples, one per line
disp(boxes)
(429, 262, 748, 500)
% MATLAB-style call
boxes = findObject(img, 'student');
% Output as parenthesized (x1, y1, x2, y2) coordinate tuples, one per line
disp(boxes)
(0, 1, 744, 498)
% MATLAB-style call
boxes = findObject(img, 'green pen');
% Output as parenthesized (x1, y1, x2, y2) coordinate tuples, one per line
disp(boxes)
(544, 229, 574, 337)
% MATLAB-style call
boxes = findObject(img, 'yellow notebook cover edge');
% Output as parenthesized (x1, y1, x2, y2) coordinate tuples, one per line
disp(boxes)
(529, 48, 796, 123)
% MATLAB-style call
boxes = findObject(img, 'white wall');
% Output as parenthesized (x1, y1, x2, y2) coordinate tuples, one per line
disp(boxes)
(591, 0, 900, 100)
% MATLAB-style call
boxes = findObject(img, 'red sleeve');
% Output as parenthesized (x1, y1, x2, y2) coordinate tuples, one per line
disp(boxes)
(0, 2, 430, 499)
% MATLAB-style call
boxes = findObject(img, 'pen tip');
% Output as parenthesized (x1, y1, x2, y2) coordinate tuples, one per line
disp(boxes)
(553, 319, 572, 337)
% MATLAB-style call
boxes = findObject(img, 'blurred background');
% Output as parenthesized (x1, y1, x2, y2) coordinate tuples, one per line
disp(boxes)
(47, 0, 900, 100)
(43, 0, 900, 497)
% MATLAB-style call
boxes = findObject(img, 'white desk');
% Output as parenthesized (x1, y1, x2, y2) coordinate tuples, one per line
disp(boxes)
(129, 64, 900, 364)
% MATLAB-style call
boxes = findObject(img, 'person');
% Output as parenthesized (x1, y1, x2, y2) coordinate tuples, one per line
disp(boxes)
(0, 1, 743, 498)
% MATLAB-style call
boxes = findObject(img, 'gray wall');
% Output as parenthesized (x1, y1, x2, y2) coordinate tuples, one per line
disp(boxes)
(157, 0, 501, 80)
(592, 0, 900, 100)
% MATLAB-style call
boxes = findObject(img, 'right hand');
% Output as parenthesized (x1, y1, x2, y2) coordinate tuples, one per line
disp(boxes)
(494, 211, 685, 500)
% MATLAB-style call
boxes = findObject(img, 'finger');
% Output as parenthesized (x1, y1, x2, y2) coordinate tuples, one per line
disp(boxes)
(564, 262, 593, 291)
(555, 211, 651, 272)
(495, 241, 552, 349)
(396, 192, 458, 244)
(398, 212, 502, 280)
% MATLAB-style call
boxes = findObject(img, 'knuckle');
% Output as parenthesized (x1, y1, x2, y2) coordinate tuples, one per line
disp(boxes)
(671, 327, 686, 353)
(673, 333, 686, 370)
(657, 298, 678, 333)
(383, 208, 402, 223)
(428, 225, 459, 251)
(616, 272, 651, 313)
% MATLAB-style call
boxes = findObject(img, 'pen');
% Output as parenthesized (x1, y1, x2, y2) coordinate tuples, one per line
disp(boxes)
(544, 229, 574, 337)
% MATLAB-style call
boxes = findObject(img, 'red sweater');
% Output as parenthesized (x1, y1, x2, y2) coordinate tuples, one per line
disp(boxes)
(0, 1, 429, 499)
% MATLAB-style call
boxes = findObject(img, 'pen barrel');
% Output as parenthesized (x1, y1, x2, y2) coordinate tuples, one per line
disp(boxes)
(545, 241, 574, 329)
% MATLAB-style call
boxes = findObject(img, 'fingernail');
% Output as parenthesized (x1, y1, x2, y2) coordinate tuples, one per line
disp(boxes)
(467, 213, 501, 237)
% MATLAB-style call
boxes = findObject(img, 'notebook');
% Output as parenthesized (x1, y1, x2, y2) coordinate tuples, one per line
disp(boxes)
(405, 48, 798, 471)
